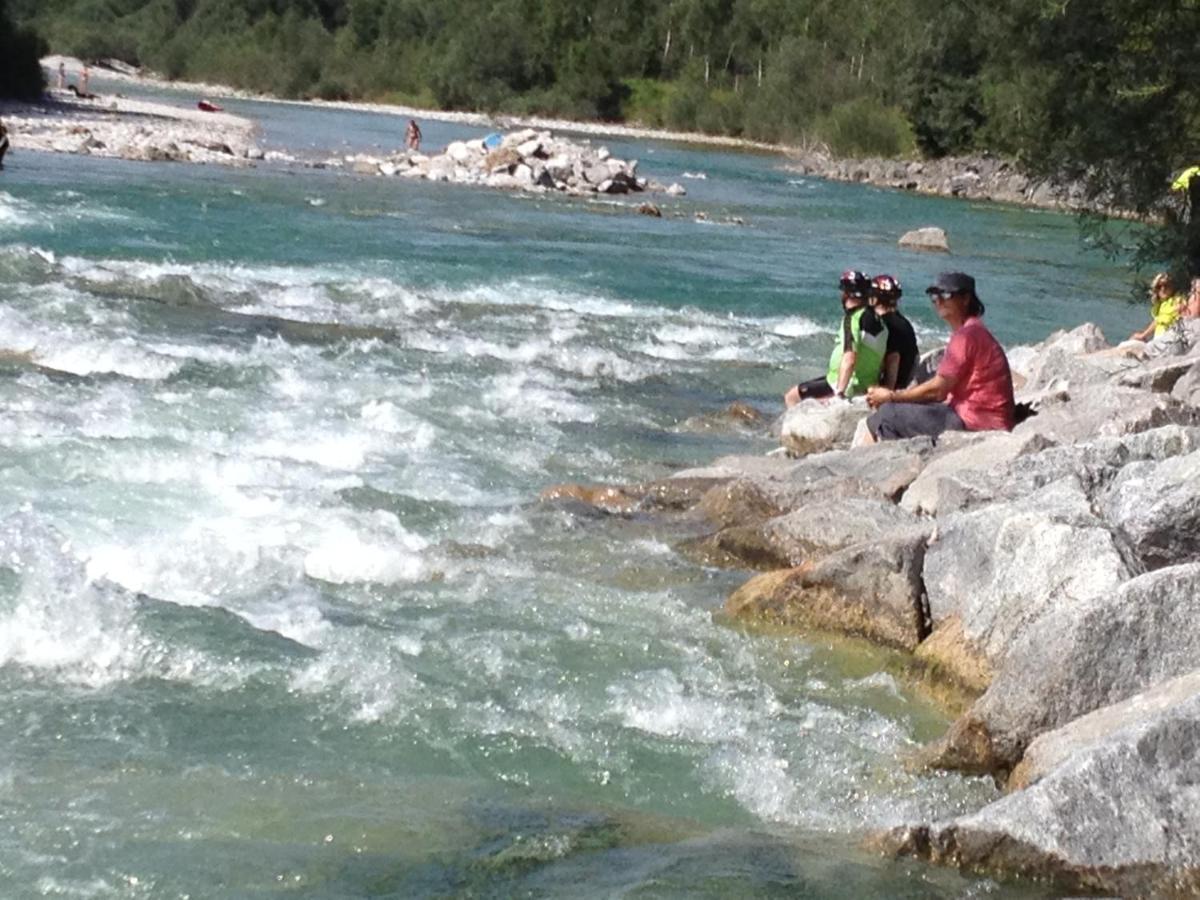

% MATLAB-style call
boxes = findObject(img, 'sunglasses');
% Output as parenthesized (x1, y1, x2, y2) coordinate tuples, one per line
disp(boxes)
(926, 290, 961, 303)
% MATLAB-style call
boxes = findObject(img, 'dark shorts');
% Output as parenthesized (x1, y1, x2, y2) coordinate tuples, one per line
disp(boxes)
(867, 402, 965, 441)
(795, 376, 834, 400)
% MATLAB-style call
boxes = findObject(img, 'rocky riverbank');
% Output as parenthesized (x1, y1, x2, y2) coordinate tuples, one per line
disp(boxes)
(786, 151, 1082, 210)
(541, 325, 1200, 894)
(0, 91, 261, 166)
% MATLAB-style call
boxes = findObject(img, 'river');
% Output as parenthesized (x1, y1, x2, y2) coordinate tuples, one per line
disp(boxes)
(0, 88, 1135, 897)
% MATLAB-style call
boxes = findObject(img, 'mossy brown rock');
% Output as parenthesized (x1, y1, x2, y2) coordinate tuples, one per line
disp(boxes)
(539, 477, 724, 514)
(725, 528, 932, 652)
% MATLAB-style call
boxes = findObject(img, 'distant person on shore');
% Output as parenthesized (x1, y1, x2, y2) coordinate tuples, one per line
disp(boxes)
(784, 269, 889, 407)
(1130, 272, 1184, 342)
(0, 119, 9, 170)
(405, 119, 422, 151)
(868, 274, 918, 389)
(57, 62, 66, 90)
(863, 272, 1014, 441)
(80, 64, 90, 96)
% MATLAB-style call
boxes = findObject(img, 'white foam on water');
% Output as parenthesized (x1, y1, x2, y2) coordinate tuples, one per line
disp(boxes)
(289, 629, 425, 723)
(637, 341, 690, 361)
(235, 585, 331, 648)
(0, 521, 140, 688)
(482, 371, 597, 424)
(769, 316, 826, 338)
(34, 338, 182, 380)
(0, 192, 37, 228)
(34, 875, 115, 898)
(407, 329, 656, 382)
(608, 668, 760, 743)
(359, 400, 438, 448)
(449, 281, 657, 320)
(654, 323, 737, 346)
(303, 517, 429, 585)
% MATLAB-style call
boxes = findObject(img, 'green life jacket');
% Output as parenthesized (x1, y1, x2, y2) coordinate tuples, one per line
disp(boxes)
(825, 306, 888, 397)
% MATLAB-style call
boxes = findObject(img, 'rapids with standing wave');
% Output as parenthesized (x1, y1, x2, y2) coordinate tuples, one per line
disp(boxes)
(0, 94, 1136, 897)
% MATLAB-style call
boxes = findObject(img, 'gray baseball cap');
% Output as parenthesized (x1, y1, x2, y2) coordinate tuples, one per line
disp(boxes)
(926, 272, 976, 296)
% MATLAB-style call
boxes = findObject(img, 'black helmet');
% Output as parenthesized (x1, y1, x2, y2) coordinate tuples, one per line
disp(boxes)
(870, 274, 902, 302)
(838, 269, 870, 300)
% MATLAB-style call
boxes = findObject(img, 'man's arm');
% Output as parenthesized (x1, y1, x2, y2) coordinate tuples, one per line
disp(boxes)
(882, 352, 900, 389)
(867, 373, 955, 408)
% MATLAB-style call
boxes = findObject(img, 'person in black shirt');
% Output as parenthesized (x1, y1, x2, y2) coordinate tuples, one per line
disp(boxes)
(784, 269, 889, 406)
(869, 274, 918, 389)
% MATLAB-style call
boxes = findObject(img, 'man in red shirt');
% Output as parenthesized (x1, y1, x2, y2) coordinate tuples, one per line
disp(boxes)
(864, 272, 1014, 441)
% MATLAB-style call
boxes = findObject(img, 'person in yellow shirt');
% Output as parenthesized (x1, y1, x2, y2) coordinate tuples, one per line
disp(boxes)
(1130, 272, 1185, 341)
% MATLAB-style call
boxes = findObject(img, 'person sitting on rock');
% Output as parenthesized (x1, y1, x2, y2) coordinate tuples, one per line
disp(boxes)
(1186, 276, 1200, 319)
(784, 269, 888, 407)
(1130, 272, 1184, 341)
(869, 274, 918, 389)
(863, 272, 1014, 441)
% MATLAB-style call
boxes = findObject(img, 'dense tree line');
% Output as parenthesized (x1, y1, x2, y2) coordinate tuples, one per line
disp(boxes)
(6, 0, 1052, 158)
(0, 0, 45, 99)
(4, 0, 1200, 276)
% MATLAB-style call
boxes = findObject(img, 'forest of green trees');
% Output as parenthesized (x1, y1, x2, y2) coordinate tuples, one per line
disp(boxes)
(2, 0, 1199, 272)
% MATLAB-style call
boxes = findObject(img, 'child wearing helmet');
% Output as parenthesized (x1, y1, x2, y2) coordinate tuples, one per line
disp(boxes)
(784, 270, 889, 407)
(869, 274, 919, 389)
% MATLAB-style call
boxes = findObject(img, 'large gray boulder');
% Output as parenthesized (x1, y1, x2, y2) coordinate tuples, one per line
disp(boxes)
(1007, 322, 1112, 389)
(909, 424, 1200, 519)
(672, 453, 808, 482)
(725, 527, 933, 651)
(1170, 359, 1200, 407)
(779, 399, 871, 456)
(684, 497, 921, 570)
(695, 439, 933, 528)
(936, 564, 1200, 775)
(1014, 382, 1197, 444)
(1116, 353, 1200, 393)
(899, 430, 1053, 517)
(1101, 447, 1200, 569)
(918, 480, 1132, 698)
(1000, 424, 1200, 507)
(763, 498, 921, 565)
(880, 670, 1200, 896)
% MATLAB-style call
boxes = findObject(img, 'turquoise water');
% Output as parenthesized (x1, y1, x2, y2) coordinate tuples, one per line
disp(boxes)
(0, 94, 1134, 897)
